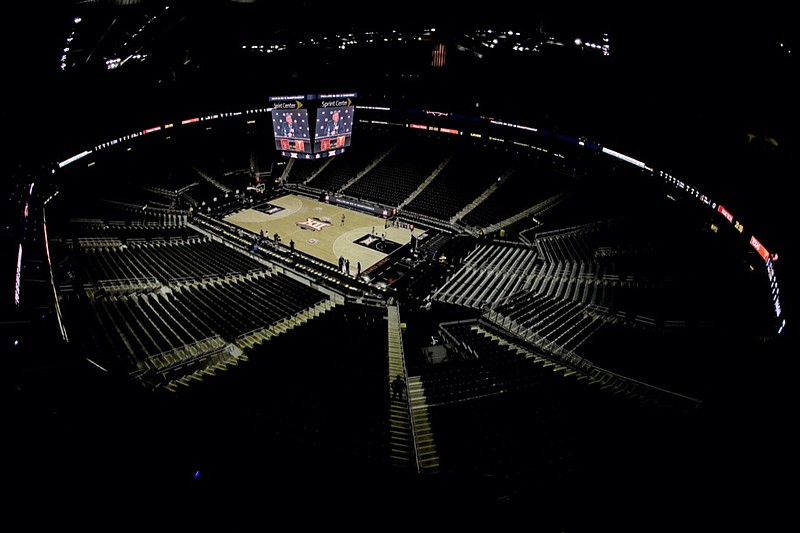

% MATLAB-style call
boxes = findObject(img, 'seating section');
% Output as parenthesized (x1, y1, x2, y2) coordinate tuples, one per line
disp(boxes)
(429, 206, 743, 402)
(305, 152, 370, 192)
(77, 270, 331, 387)
(409, 320, 659, 499)
(341, 135, 448, 207)
(58, 197, 335, 391)
(76, 236, 266, 284)
(284, 158, 327, 185)
(65, 220, 197, 245)
(488, 290, 603, 356)
(433, 242, 539, 309)
(404, 144, 509, 221)
(406, 319, 703, 505)
(458, 161, 571, 229)
(305, 128, 397, 193)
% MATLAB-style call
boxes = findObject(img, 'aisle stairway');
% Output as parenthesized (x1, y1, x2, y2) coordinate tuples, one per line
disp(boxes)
(387, 304, 440, 473)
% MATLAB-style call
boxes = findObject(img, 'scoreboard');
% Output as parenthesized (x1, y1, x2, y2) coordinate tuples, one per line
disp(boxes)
(270, 93, 356, 159)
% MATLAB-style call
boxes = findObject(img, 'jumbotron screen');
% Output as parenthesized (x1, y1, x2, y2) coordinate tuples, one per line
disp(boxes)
(313, 94, 355, 156)
(270, 93, 356, 159)
(269, 95, 312, 156)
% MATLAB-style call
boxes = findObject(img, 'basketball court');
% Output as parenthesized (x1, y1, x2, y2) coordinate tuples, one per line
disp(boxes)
(224, 193, 426, 277)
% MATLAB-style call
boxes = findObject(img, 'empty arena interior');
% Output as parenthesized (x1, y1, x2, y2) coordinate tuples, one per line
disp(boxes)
(3, 1, 796, 524)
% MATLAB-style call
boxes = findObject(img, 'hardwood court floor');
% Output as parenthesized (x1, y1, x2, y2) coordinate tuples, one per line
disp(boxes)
(224, 193, 423, 276)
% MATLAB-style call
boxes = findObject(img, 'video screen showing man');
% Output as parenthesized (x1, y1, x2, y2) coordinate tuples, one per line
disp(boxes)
(280, 112, 297, 137)
(314, 106, 354, 153)
(271, 109, 311, 153)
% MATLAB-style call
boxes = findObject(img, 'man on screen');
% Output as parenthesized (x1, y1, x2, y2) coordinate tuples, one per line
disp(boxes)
(279, 113, 296, 138)
(323, 109, 341, 137)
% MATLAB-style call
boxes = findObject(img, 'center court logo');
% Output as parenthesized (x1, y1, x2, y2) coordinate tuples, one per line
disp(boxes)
(296, 217, 332, 231)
